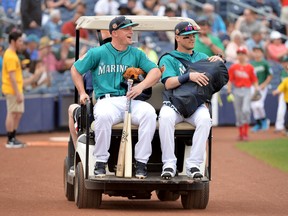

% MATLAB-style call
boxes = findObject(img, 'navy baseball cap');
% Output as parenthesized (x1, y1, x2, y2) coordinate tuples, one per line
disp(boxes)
(109, 16, 139, 33)
(175, 21, 199, 36)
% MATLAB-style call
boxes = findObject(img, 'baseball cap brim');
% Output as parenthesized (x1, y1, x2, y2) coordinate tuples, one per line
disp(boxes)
(119, 22, 139, 30)
(179, 30, 199, 36)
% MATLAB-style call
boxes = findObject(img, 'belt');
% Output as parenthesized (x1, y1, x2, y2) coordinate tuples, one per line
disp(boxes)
(98, 94, 118, 100)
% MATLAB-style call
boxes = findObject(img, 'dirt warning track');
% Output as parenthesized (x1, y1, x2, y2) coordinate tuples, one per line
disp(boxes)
(0, 127, 287, 216)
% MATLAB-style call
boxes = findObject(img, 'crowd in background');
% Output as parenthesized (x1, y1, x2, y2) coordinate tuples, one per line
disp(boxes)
(0, 0, 287, 97)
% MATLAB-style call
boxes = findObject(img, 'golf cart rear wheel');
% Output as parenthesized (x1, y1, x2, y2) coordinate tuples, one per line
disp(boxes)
(64, 157, 75, 201)
(181, 182, 209, 209)
(75, 162, 102, 208)
(156, 190, 180, 201)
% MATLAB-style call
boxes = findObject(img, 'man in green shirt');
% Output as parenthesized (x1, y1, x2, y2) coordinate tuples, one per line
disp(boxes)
(193, 16, 224, 57)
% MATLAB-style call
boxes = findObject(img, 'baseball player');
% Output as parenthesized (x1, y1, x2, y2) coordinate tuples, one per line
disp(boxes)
(70, 16, 161, 178)
(250, 46, 273, 132)
(227, 47, 259, 141)
(158, 21, 224, 179)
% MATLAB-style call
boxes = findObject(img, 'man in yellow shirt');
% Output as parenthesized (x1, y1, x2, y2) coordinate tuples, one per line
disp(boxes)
(1, 31, 25, 148)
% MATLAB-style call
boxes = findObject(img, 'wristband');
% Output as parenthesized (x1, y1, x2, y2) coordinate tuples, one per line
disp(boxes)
(178, 73, 190, 84)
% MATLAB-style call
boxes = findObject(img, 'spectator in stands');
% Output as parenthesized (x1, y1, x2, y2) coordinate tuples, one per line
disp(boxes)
(43, 9, 62, 41)
(61, 11, 89, 40)
(118, 0, 147, 16)
(225, 30, 247, 64)
(245, 30, 266, 53)
(1, 0, 17, 19)
(23, 59, 51, 94)
(1, 30, 25, 148)
(138, 37, 158, 64)
(250, 46, 273, 132)
(272, 56, 288, 136)
(274, 56, 288, 133)
(234, 8, 263, 40)
(227, 47, 259, 141)
(44, 0, 83, 22)
(244, 0, 281, 17)
(201, 3, 227, 37)
(157, 0, 189, 17)
(266, 30, 288, 63)
(193, 16, 224, 57)
(94, 0, 119, 15)
(20, 0, 42, 38)
(140, 0, 161, 15)
(281, 0, 288, 35)
(24, 34, 40, 67)
(53, 35, 75, 73)
(38, 36, 60, 74)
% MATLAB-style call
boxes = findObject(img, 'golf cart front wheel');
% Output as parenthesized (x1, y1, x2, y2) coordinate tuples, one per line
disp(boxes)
(75, 162, 102, 208)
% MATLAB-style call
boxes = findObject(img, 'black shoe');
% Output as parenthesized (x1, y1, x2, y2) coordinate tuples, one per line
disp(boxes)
(5, 138, 25, 149)
(187, 167, 203, 179)
(94, 162, 106, 177)
(135, 161, 147, 179)
(161, 167, 176, 180)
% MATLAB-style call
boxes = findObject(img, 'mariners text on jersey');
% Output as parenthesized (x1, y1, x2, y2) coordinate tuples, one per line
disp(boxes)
(98, 64, 128, 75)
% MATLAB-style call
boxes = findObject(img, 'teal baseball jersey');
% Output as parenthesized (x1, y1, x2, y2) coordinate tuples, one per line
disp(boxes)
(74, 43, 157, 99)
(159, 50, 208, 83)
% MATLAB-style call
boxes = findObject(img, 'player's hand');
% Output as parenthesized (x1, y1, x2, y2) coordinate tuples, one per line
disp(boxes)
(79, 93, 90, 104)
(226, 93, 234, 102)
(208, 55, 224, 62)
(16, 93, 24, 103)
(189, 72, 209, 86)
(126, 83, 145, 99)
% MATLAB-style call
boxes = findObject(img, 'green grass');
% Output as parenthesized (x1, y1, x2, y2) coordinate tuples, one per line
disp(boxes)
(236, 139, 288, 173)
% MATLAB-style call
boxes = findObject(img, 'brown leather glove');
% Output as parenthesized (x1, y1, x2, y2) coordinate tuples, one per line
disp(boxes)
(251, 90, 261, 101)
(123, 67, 145, 81)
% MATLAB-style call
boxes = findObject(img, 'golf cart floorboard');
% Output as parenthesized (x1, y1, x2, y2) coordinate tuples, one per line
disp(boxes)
(85, 173, 208, 191)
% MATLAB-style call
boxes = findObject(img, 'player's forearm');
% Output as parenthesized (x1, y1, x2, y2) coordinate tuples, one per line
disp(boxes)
(140, 68, 161, 88)
(71, 65, 85, 95)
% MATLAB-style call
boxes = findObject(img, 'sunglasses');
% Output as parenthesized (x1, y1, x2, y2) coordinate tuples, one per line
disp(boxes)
(177, 25, 196, 35)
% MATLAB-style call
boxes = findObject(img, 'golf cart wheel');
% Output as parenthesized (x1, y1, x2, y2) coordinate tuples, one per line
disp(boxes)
(156, 190, 180, 201)
(75, 162, 102, 209)
(181, 182, 209, 209)
(64, 157, 75, 201)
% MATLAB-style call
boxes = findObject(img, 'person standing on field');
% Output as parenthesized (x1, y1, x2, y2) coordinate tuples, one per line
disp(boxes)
(227, 47, 259, 141)
(1, 31, 26, 148)
(250, 46, 273, 132)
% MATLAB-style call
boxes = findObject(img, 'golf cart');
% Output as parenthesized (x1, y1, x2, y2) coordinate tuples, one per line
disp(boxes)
(63, 15, 212, 209)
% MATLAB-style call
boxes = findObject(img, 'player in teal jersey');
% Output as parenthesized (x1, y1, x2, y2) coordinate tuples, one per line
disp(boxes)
(70, 16, 162, 178)
(250, 46, 273, 132)
(158, 21, 224, 180)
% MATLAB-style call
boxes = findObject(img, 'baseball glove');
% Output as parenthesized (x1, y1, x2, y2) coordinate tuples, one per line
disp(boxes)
(123, 67, 145, 81)
(251, 90, 261, 101)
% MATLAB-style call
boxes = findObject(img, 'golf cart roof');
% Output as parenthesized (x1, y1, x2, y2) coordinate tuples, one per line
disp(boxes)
(75, 15, 200, 31)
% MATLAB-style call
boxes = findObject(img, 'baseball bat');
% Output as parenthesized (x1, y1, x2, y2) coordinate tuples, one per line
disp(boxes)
(124, 104, 132, 178)
(116, 79, 133, 177)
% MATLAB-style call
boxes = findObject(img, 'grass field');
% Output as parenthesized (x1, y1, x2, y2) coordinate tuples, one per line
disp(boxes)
(236, 138, 288, 173)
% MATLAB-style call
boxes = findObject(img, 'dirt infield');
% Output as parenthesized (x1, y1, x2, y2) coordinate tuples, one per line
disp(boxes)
(0, 127, 287, 216)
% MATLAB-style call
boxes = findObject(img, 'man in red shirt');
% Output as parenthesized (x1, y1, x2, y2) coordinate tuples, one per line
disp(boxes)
(227, 47, 259, 141)
(61, 12, 89, 40)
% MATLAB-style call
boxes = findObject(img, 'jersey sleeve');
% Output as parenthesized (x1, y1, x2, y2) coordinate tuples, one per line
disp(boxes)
(136, 49, 158, 73)
(159, 55, 179, 83)
(74, 48, 99, 75)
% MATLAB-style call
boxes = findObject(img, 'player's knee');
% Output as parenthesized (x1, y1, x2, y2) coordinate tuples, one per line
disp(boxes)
(197, 116, 212, 128)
